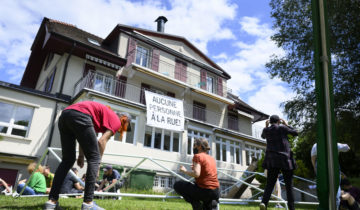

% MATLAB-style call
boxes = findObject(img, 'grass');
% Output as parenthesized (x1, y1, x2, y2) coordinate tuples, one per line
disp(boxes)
(0, 195, 317, 210)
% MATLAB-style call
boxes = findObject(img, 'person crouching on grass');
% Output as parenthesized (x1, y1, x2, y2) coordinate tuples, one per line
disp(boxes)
(44, 101, 131, 210)
(174, 137, 220, 210)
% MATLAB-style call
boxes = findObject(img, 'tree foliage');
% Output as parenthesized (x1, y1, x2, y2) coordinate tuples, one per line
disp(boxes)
(268, 0, 360, 176)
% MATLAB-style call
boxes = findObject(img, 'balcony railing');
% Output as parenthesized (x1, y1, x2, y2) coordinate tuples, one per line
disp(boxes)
(127, 49, 232, 97)
(74, 71, 260, 139)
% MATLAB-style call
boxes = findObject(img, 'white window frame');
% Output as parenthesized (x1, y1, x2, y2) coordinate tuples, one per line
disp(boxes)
(245, 144, 263, 166)
(215, 136, 242, 165)
(206, 75, 214, 93)
(187, 129, 212, 156)
(109, 115, 138, 144)
(143, 126, 181, 152)
(153, 175, 174, 189)
(0, 101, 34, 138)
(136, 45, 150, 68)
(93, 71, 114, 95)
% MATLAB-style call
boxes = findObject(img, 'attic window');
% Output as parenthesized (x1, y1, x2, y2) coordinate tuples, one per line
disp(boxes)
(87, 38, 100, 46)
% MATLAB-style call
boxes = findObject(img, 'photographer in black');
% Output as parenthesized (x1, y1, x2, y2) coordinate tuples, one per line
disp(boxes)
(260, 115, 298, 210)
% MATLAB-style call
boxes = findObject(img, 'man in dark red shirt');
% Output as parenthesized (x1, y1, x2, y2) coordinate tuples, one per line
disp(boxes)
(44, 101, 131, 210)
(340, 178, 360, 210)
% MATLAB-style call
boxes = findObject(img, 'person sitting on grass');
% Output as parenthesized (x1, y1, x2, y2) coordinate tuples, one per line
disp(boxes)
(0, 178, 12, 195)
(17, 162, 46, 195)
(60, 168, 84, 195)
(174, 137, 220, 210)
(97, 165, 122, 193)
(43, 165, 54, 194)
(340, 178, 360, 210)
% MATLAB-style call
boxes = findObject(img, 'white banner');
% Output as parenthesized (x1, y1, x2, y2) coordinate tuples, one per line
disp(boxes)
(145, 90, 184, 131)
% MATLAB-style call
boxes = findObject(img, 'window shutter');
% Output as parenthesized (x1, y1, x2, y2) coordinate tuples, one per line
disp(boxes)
(126, 37, 136, 66)
(115, 76, 127, 98)
(83, 63, 95, 88)
(140, 83, 151, 104)
(175, 59, 187, 82)
(200, 70, 207, 90)
(151, 48, 160, 72)
(217, 77, 223, 96)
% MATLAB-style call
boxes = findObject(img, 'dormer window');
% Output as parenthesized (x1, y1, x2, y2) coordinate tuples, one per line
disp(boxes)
(87, 38, 100, 46)
(136, 45, 150, 67)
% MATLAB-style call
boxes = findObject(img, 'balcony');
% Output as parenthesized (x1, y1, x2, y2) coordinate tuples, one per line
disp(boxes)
(74, 71, 261, 140)
(127, 49, 232, 98)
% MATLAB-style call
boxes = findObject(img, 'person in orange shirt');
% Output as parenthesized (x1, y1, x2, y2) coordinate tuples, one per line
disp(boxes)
(174, 137, 220, 210)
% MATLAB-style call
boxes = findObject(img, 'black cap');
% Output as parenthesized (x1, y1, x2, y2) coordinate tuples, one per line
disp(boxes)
(270, 115, 280, 124)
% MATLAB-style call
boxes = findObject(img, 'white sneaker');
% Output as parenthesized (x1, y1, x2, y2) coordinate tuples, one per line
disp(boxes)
(116, 189, 122, 200)
(12, 192, 19, 197)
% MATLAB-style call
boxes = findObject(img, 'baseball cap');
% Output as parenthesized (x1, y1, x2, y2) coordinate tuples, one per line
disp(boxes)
(103, 165, 112, 172)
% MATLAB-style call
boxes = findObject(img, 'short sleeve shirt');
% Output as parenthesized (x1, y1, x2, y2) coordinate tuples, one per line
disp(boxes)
(193, 153, 219, 190)
(65, 101, 121, 134)
(103, 169, 121, 182)
(311, 143, 350, 157)
(60, 174, 79, 194)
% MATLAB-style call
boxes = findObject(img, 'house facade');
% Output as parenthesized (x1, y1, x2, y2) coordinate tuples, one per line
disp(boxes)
(0, 17, 268, 195)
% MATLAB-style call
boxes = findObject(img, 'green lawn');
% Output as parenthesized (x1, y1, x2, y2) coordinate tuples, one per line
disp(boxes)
(0, 195, 317, 210)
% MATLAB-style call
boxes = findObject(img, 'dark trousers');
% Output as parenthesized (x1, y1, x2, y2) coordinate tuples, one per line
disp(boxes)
(49, 109, 100, 202)
(261, 168, 294, 210)
(174, 180, 219, 210)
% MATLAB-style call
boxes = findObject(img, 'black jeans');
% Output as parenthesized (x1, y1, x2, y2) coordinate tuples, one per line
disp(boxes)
(261, 168, 294, 210)
(174, 180, 219, 210)
(49, 109, 100, 202)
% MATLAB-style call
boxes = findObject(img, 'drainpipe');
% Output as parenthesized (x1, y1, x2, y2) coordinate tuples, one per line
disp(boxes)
(45, 42, 76, 164)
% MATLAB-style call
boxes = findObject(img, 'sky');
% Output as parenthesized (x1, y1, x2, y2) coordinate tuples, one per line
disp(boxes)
(0, 0, 295, 124)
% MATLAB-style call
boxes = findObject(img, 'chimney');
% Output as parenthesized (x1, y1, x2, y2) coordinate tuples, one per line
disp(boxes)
(155, 16, 168, 33)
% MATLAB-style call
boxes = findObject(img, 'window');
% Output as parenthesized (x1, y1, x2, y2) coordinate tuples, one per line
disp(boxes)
(94, 72, 113, 94)
(0, 101, 34, 137)
(187, 129, 211, 155)
(206, 75, 214, 93)
(228, 112, 239, 131)
(143, 126, 181, 152)
(136, 45, 150, 67)
(215, 137, 242, 165)
(245, 145, 263, 166)
(44, 67, 56, 93)
(112, 115, 137, 144)
(193, 101, 206, 121)
(87, 38, 101, 46)
(153, 176, 175, 189)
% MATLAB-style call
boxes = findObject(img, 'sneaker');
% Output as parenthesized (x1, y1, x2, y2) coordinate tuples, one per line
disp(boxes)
(43, 201, 61, 210)
(116, 189, 122, 200)
(12, 192, 19, 197)
(81, 201, 105, 210)
(259, 202, 266, 210)
(211, 200, 219, 210)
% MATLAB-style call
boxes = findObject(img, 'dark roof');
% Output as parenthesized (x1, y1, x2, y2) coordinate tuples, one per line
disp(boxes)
(21, 17, 127, 88)
(227, 92, 269, 123)
(45, 19, 117, 57)
(104, 24, 231, 79)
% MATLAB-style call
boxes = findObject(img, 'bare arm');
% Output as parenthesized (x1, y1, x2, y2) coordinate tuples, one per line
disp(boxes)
(98, 130, 114, 158)
(103, 179, 117, 191)
(97, 180, 106, 191)
(77, 146, 84, 168)
(180, 162, 201, 178)
(74, 182, 84, 190)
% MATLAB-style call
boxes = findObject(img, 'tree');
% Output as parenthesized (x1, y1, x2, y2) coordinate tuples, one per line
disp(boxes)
(267, 0, 360, 176)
